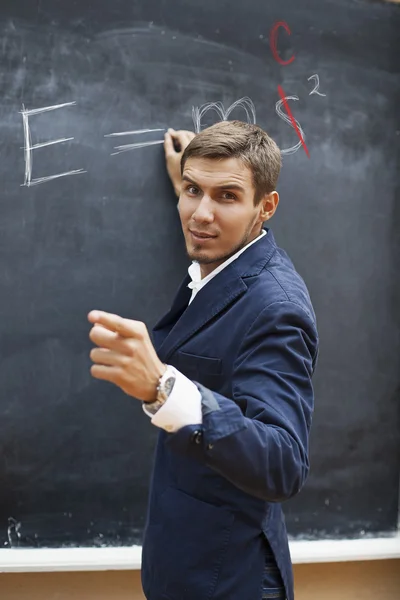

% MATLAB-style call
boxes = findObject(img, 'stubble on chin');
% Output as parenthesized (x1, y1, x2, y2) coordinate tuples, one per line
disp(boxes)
(185, 222, 257, 266)
(186, 246, 214, 265)
(186, 244, 232, 266)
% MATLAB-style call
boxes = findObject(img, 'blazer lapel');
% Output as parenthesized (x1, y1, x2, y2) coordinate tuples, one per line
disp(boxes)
(152, 274, 192, 353)
(156, 268, 248, 362)
(153, 227, 277, 362)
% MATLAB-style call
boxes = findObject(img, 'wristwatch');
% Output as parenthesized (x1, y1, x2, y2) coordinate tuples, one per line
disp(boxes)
(143, 365, 177, 415)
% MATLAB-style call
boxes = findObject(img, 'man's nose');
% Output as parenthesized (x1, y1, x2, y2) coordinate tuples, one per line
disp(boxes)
(192, 196, 214, 222)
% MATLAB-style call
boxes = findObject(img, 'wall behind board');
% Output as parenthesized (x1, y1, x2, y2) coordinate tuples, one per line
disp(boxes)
(0, 0, 399, 550)
(1, 561, 400, 600)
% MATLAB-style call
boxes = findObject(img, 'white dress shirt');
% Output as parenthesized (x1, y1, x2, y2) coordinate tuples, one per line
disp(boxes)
(143, 229, 267, 432)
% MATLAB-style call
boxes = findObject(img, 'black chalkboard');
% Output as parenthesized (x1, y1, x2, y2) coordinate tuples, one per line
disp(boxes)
(0, 0, 399, 548)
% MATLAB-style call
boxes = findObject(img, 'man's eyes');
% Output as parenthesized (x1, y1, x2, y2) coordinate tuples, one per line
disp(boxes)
(185, 186, 236, 200)
(186, 185, 199, 195)
(221, 192, 236, 200)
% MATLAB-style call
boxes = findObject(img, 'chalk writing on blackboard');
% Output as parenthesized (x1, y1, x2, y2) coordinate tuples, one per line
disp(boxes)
(7, 517, 21, 548)
(20, 102, 86, 187)
(308, 74, 326, 97)
(17, 15, 329, 186)
(19, 75, 326, 186)
(192, 97, 256, 134)
(269, 21, 295, 66)
(275, 92, 307, 157)
(105, 129, 166, 155)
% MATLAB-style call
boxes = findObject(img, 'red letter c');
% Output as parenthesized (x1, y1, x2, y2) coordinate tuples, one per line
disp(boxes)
(270, 21, 295, 66)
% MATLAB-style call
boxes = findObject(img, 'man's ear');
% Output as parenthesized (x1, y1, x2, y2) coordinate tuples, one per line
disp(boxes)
(259, 191, 279, 222)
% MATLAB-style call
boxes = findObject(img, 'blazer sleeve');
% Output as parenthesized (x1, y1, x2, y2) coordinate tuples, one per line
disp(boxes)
(165, 300, 319, 503)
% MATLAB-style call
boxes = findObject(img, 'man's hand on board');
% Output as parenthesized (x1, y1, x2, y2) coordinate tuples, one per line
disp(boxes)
(164, 128, 196, 197)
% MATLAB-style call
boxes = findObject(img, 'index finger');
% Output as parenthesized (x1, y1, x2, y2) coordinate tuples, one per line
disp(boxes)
(88, 310, 133, 337)
(173, 130, 195, 148)
(164, 131, 176, 157)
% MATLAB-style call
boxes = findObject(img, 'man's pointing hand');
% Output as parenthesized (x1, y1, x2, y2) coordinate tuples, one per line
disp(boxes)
(88, 310, 166, 402)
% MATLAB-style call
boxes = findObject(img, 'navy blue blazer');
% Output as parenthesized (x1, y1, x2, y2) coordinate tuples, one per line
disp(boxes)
(141, 228, 319, 600)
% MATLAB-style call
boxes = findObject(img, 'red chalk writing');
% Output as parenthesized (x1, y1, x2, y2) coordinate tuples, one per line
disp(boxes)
(277, 85, 310, 158)
(270, 21, 295, 66)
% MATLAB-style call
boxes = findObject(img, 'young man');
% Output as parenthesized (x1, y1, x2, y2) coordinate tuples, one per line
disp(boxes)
(88, 121, 319, 600)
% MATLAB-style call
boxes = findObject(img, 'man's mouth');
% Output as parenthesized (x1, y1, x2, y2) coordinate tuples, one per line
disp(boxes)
(189, 229, 216, 240)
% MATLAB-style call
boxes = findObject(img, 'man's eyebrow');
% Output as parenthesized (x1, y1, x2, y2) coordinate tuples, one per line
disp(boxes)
(181, 175, 245, 192)
(213, 183, 245, 192)
(181, 175, 198, 185)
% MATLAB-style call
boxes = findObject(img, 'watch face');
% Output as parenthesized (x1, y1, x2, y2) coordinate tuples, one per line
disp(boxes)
(164, 376, 175, 396)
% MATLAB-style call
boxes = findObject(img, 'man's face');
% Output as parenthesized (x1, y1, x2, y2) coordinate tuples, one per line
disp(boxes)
(178, 157, 268, 278)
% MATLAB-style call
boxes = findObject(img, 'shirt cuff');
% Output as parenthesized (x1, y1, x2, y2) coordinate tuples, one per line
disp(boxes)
(142, 366, 202, 433)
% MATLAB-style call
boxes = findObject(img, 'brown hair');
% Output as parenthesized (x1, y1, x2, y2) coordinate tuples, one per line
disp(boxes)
(181, 120, 282, 205)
